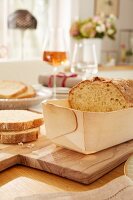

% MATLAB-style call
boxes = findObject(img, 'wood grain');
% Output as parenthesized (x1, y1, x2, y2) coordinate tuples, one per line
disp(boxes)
(0, 126, 133, 184)
(19, 140, 133, 184)
(0, 163, 125, 191)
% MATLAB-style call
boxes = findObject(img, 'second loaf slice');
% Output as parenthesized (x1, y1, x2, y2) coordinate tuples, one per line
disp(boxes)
(0, 127, 39, 144)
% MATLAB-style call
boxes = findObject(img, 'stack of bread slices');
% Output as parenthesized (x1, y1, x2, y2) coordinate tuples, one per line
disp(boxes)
(0, 80, 36, 99)
(0, 110, 44, 144)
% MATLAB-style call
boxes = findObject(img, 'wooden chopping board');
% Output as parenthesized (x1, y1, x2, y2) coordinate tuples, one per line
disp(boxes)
(0, 126, 133, 184)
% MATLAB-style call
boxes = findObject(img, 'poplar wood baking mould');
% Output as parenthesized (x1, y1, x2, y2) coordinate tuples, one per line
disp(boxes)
(43, 99, 133, 154)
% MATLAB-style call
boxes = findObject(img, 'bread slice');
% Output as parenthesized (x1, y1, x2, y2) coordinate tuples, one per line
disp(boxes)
(15, 85, 36, 99)
(0, 80, 27, 99)
(0, 127, 39, 144)
(0, 110, 44, 131)
(69, 77, 133, 112)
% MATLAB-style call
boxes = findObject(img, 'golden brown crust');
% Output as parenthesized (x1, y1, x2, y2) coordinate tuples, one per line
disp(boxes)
(0, 118, 44, 131)
(112, 79, 133, 106)
(0, 110, 44, 131)
(10, 86, 27, 98)
(0, 127, 39, 144)
(92, 77, 133, 106)
(15, 85, 36, 99)
(17, 93, 36, 99)
(0, 80, 27, 99)
(69, 76, 133, 109)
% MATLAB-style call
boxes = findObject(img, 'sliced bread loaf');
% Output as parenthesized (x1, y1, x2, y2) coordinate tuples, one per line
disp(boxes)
(0, 110, 44, 131)
(0, 80, 27, 99)
(68, 77, 133, 112)
(15, 85, 36, 99)
(0, 127, 39, 144)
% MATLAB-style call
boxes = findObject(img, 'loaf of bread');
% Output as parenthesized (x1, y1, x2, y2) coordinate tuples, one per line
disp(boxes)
(68, 77, 133, 112)
(0, 110, 44, 131)
(0, 80, 27, 99)
(0, 127, 39, 144)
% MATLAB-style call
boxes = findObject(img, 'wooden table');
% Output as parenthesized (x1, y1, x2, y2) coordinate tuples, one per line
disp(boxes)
(0, 163, 124, 191)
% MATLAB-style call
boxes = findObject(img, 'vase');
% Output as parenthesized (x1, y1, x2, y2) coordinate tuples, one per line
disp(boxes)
(83, 38, 102, 65)
(71, 39, 98, 80)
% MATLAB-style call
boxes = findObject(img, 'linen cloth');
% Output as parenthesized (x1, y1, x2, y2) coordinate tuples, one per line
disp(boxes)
(16, 176, 133, 200)
(38, 73, 82, 88)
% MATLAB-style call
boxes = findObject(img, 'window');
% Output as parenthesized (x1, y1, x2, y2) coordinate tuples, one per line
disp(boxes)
(0, 0, 71, 61)
(0, 0, 48, 60)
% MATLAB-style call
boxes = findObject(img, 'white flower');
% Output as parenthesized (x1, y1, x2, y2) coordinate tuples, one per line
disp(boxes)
(107, 29, 115, 35)
(96, 24, 105, 33)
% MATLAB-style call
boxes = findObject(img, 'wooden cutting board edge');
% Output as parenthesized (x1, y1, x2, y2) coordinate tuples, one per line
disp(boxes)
(19, 150, 133, 184)
(1, 138, 133, 184)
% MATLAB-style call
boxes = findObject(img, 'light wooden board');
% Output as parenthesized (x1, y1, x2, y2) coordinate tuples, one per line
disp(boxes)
(0, 126, 133, 184)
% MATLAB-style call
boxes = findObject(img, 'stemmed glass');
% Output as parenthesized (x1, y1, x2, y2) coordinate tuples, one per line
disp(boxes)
(42, 28, 68, 99)
(71, 40, 98, 80)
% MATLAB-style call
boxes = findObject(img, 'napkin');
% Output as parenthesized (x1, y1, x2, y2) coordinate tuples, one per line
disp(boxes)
(38, 73, 82, 88)
(15, 176, 133, 200)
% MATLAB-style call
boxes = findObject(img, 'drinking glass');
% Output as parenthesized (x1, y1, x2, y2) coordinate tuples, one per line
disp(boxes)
(71, 40, 98, 80)
(42, 28, 68, 99)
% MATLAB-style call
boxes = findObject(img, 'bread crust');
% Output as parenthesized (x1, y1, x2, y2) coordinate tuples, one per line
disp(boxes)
(92, 77, 133, 106)
(0, 127, 39, 144)
(69, 77, 133, 110)
(0, 80, 27, 99)
(111, 79, 133, 106)
(0, 110, 44, 131)
(14, 85, 36, 99)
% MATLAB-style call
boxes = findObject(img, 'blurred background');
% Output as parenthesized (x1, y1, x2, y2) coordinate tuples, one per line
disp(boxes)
(0, 0, 132, 66)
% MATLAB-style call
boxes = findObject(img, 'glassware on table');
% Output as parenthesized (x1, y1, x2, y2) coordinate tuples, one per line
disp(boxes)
(42, 28, 68, 99)
(71, 40, 98, 80)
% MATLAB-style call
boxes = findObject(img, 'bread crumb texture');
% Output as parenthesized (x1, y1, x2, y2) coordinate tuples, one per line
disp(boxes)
(0, 127, 39, 144)
(69, 77, 133, 112)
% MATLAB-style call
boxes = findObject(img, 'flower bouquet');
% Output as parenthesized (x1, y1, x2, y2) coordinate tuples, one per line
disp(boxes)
(70, 14, 116, 40)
